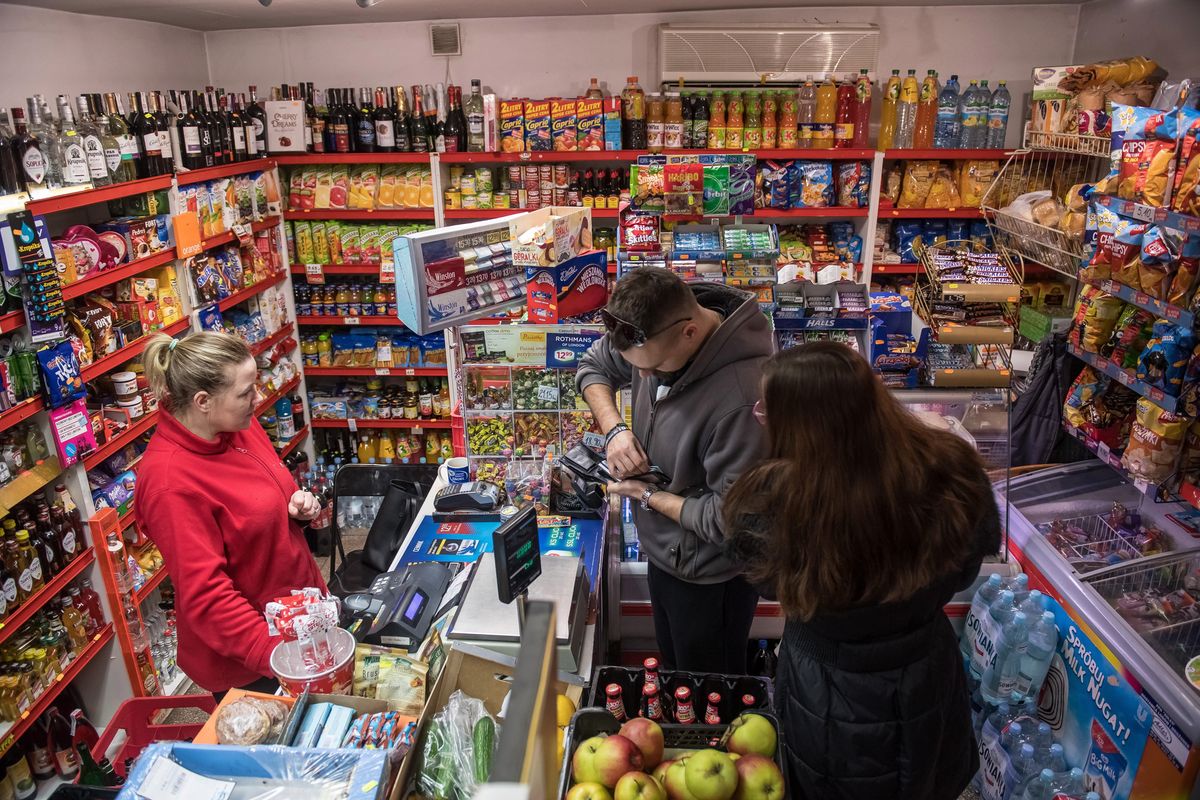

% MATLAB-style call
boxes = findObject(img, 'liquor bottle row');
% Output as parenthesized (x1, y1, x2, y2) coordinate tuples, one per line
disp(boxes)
(0, 87, 270, 196)
(2, 702, 120, 797)
(0, 489, 88, 620)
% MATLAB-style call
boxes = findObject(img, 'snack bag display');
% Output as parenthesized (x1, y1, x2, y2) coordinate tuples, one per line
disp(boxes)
(1173, 112, 1200, 216)
(837, 162, 870, 208)
(1080, 292, 1123, 353)
(1136, 320, 1195, 396)
(1169, 235, 1200, 308)
(1110, 221, 1147, 289)
(1063, 366, 1102, 429)
(1121, 397, 1187, 482)
(898, 161, 936, 209)
(926, 165, 962, 209)
(1136, 225, 1178, 300)
(1080, 204, 1119, 283)
(791, 161, 833, 208)
(1082, 380, 1138, 450)
(1103, 305, 1155, 370)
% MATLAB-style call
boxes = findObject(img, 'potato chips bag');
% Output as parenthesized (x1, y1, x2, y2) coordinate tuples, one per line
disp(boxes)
(1121, 397, 1187, 482)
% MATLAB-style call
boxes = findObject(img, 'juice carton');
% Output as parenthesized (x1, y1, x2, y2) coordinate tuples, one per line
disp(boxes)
(288, 170, 304, 211)
(314, 168, 333, 209)
(310, 221, 329, 263)
(603, 98, 623, 151)
(577, 98, 604, 151)
(378, 165, 398, 208)
(327, 221, 344, 265)
(525, 99, 552, 152)
(551, 99, 578, 151)
(357, 166, 380, 209)
(329, 166, 350, 210)
(417, 167, 435, 208)
(360, 226, 381, 264)
(341, 226, 361, 264)
(500, 100, 525, 153)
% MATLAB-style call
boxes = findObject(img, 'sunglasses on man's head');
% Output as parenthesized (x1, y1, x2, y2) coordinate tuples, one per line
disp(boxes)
(600, 309, 692, 348)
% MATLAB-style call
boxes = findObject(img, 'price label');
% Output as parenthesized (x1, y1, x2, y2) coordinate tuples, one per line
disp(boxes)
(343, 316, 361, 325)
(405, 368, 415, 376)
(379, 259, 395, 285)
(1135, 478, 1152, 494)
(305, 263, 325, 284)
(231, 222, 253, 246)
(1150, 387, 1166, 403)
(1116, 370, 1131, 386)
(1134, 291, 1150, 305)
(1130, 203, 1155, 223)
(1100, 280, 1115, 293)
(582, 431, 606, 451)
(374, 368, 392, 376)
(1097, 441, 1111, 461)
(537, 385, 560, 402)
(1167, 306, 1181, 320)
(1096, 357, 1109, 370)
(347, 418, 358, 432)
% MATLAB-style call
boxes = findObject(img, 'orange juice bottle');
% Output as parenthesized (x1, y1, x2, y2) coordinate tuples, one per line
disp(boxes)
(664, 94, 684, 149)
(647, 95, 665, 152)
(726, 92, 745, 150)
(356, 434, 375, 463)
(878, 70, 901, 150)
(707, 92, 726, 148)
(914, 70, 939, 149)
(813, 74, 837, 149)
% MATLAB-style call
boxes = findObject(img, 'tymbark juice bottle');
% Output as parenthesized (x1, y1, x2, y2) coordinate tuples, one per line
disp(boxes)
(707, 92, 726, 149)
(813, 74, 837, 149)
(878, 70, 901, 150)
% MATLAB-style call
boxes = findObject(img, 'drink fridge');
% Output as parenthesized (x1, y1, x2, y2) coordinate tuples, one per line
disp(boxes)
(1004, 461, 1200, 799)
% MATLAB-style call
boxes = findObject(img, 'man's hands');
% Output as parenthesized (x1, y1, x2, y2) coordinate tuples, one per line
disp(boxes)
(606, 429, 650, 479)
(288, 490, 321, 522)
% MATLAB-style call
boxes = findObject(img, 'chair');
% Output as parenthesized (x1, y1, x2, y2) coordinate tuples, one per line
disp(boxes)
(328, 462, 439, 598)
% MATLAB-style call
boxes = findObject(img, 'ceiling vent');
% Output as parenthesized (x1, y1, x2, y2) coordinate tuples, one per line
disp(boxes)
(658, 23, 880, 86)
(430, 23, 462, 57)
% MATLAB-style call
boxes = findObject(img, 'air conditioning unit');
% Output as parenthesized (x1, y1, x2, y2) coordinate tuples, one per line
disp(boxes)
(658, 23, 880, 86)
(430, 22, 461, 57)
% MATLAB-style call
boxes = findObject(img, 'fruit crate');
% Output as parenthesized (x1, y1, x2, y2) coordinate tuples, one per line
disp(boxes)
(558, 708, 789, 800)
(586, 665, 772, 723)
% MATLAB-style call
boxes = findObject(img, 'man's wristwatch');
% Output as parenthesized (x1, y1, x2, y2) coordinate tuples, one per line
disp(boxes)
(639, 485, 659, 511)
(605, 423, 630, 447)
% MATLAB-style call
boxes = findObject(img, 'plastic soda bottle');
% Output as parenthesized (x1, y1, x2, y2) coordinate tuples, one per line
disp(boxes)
(982, 611, 1029, 704)
(813, 74, 837, 149)
(707, 91, 726, 149)
(1019, 769, 1054, 800)
(957, 80, 980, 148)
(894, 69, 919, 148)
(796, 77, 816, 148)
(986, 79, 1012, 148)
(935, 75, 961, 148)
(852, 69, 872, 148)
(834, 74, 855, 148)
(961, 573, 1002, 662)
(878, 70, 901, 150)
(914, 69, 938, 148)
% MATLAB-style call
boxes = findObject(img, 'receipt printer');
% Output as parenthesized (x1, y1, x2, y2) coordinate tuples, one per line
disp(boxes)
(344, 562, 452, 649)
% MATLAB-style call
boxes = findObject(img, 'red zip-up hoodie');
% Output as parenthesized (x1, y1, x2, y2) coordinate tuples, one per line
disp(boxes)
(137, 412, 326, 692)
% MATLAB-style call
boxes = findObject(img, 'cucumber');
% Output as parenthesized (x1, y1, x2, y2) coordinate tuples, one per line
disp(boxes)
(419, 720, 455, 800)
(473, 716, 496, 783)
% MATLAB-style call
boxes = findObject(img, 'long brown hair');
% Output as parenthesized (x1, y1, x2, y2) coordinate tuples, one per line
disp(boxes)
(723, 342, 990, 621)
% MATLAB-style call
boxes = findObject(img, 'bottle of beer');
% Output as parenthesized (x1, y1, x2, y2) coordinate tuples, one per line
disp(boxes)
(674, 686, 696, 724)
(640, 683, 664, 722)
(704, 692, 722, 725)
(605, 683, 627, 722)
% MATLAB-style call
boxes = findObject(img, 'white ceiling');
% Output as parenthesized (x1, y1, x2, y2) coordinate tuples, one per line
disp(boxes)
(0, 0, 1083, 31)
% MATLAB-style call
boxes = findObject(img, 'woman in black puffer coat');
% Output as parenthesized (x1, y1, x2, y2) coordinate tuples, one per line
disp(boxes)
(725, 343, 1001, 800)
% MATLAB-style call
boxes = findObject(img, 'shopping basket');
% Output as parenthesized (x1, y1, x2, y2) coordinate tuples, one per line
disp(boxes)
(93, 694, 217, 779)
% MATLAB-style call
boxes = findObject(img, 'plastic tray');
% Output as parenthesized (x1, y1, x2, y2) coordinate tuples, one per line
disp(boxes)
(94, 694, 218, 778)
(48, 788, 120, 800)
(585, 665, 772, 724)
(558, 707, 789, 800)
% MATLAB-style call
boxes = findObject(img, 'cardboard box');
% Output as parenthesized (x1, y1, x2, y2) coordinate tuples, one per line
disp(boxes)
(603, 98, 622, 151)
(509, 206, 593, 269)
(551, 99, 578, 152)
(577, 98, 603, 151)
(500, 100, 525, 153)
(264, 99, 307, 153)
(526, 250, 608, 324)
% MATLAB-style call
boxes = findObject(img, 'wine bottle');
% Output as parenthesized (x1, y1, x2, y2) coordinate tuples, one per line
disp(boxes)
(356, 88, 376, 152)
(393, 86, 411, 153)
(105, 93, 139, 181)
(239, 93, 258, 158)
(45, 708, 79, 779)
(152, 91, 174, 173)
(373, 88, 395, 153)
(0, 109, 19, 195)
(246, 85, 267, 154)
(443, 85, 463, 153)
(226, 93, 247, 161)
(409, 85, 429, 154)
(176, 93, 202, 170)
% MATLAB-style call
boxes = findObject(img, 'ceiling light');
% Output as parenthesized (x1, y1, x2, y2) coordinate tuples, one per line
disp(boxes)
(356, 0, 381, 6)
(258, 0, 271, 6)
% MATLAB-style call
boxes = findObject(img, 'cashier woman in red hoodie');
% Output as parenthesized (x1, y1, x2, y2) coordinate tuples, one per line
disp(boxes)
(138, 331, 325, 695)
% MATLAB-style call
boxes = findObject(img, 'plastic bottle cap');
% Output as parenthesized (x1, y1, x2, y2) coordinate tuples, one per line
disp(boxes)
(628, 76, 639, 82)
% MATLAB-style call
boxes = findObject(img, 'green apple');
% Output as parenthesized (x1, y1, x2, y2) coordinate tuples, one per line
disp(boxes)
(620, 718, 665, 769)
(726, 714, 777, 759)
(573, 736, 607, 784)
(732, 755, 784, 800)
(664, 758, 699, 800)
(568, 783, 614, 800)
(652, 759, 675, 787)
(614, 771, 667, 800)
(593, 733, 645, 788)
(683, 750, 737, 800)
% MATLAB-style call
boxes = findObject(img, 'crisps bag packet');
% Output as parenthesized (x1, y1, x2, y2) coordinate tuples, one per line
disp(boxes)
(1122, 397, 1187, 482)
(1063, 366, 1103, 430)
(1136, 224, 1179, 300)
(1137, 319, 1195, 396)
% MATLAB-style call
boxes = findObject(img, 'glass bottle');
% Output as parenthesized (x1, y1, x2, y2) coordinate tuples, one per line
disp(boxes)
(151, 91, 174, 173)
(0, 108, 21, 196)
(45, 707, 79, 779)
(373, 88, 396, 153)
(14, 531, 42, 596)
(356, 88, 376, 152)
(707, 91, 726, 149)
(5, 747, 36, 800)
(444, 86, 465, 153)
(70, 588, 98, 637)
(393, 86, 411, 153)
(106, 532, 130, 595)
(102, 93, 138, 181)
(73, 95, 110, 187)
(409, 86, 430, 153)
(465, 79, 485, 152)
(27, 97, 63, 189)
(60, 597, 87, 650)
(225, 93, 247, 162)
(11, 106, 47, 194)
(246, 85, 267, 155)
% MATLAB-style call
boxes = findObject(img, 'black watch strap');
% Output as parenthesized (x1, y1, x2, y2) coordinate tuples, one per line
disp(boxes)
(605, 423, 630, 446)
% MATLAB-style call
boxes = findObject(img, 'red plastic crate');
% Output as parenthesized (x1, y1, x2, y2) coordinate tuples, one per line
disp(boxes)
(93, 695, 216, 776)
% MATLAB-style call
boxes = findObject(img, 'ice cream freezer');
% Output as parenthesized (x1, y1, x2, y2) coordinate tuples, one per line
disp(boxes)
(1004, 460, 1200, 799)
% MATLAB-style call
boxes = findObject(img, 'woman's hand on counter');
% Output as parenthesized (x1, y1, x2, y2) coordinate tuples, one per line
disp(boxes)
(288, 490, 322, 522)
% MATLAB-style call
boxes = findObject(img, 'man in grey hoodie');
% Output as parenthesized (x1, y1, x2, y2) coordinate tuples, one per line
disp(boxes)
(576, 267, 773, 673)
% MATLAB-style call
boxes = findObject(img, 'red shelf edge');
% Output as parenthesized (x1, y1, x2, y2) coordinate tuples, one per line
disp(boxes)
(0, 548, 96, 648)
(217, 272, 288, 312)
(275, 153, 432, 165)
(83, 411, 159, 471)
(310, 418, 453, 429)
(0, 624, 114, 758)
(882, 148, 1010, 160)
(255, 376, 301, 417)
(295, 316, 406, 326)
(290, 264, 382, 275)
(304, 366, 448, 377)
(0, 312, 25, 335)
(26, 176, 173, 215)
(248, 322, 296, 357)
(0, 398, 45, 434)
(62, 249, 178, 301)
(198, 216, 282, 253)
(282, 209, 434, 220)
(133, 567, 168, 606)
(176, 157, 276, 186)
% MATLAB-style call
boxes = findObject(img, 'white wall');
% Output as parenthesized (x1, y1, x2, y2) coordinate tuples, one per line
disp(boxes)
(1073, 0, 1200, 79)
(204, 4, 1082, 148)
(0, 5, 209, 116)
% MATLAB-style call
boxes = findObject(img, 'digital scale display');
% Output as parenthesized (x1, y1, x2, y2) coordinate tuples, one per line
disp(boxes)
(493, 504, 542, 604)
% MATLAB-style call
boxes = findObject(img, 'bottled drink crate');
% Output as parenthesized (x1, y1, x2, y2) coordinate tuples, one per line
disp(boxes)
(558, 707, 790, 800)
(585, 665, 772, 723)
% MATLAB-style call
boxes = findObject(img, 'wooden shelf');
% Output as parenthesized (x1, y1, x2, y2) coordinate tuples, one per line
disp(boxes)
(881, 208, 985, 219)
(275, 153, 432, 165)
(25, 176, 173, 215)
(0, 312, 25, 335)
(311, 418, 452, 429)
(83, 411, 158, 471)
(304, 366, 447, 377)
(198, 216, 283, 252)
(882, 149, 1011, 160)
(248, 322, 296, 357)
(0, 548, 95, 648)
(175, 158, 276, 186)
(62, 249, 177, 301)
(283, 209, 433, 220)
(0, 625, 114, 761)
(0, 398, 45, 435)
(278, 426, 309, 459)
(0, 458, 63, 516)
(216, 272, 288, 312)
(80, 317, 190, 383)
(296, 315, 406, 326)
(290, 264, 382, 275)
(255, 376, 301, 417)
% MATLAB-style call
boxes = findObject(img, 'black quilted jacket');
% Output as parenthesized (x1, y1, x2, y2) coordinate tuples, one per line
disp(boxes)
(732, 473, 1002, 800)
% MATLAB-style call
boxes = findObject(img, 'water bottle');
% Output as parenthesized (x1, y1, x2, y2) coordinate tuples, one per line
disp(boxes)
(971, 589, 1016, 678)
(1010, 744, 1040, 796)
(986, 80, 1011, 148)
(935, 76, 961, 148)
(1017, 611, 1059, 701)
(961, 573, 1003, 661)
(972, 80, 992, 148)
(1032, 722, 1054, 758)
(979, 700, 1012, 751)
(1020, 769, 1055, 800)
(1050, 767, 1084, 796)
(957, 80, 978, 148)
(1019, 590, 1044, 617)
(1001, 721, 1028, 756)
(1005, 573, 1030, 606)
(1046, 744, 1068, 776)
(982, 611, 1029, 704)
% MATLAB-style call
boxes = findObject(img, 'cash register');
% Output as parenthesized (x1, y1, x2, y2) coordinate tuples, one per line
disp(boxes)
(343, 562, 453, 649)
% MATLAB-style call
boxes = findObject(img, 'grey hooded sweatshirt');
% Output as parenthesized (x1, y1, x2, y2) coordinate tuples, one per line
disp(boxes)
(576, 283, 773, 584)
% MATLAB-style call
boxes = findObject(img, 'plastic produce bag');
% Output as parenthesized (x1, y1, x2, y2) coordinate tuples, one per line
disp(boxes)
(417, 690, 500, 800)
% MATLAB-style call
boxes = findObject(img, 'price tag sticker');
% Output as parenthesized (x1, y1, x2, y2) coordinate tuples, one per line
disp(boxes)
(347, 418, 358, 432)
(1167, 306, 1182, 320)
(343, 316, 361, 325)
(1130, 203, 1155, 223)
(374, 368, 392, 376)
(1100, 280, 1115, 293)
(1116, 370, 1131, 386)
(582, 431, 606, 451)
(405, 368, 416, 376)
(379, 259, 395, 285)
(305, 263, 325, 284)
(1097, 441, 1112, 462)
(1096, 357, 1109, 370)
(1135, 478, 1152, 494)
(1134, 291, 1150, 305)
(231, 222, 253, 247)
(537, 385, 560, 402)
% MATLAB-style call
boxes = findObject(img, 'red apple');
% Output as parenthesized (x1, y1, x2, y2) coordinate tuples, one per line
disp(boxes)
(620, 718, 665, 769)
(567, 784, 613, 800)
(593, 734, 644, 788)
(732, 756, 784, 800)
(614, 771, 667, 800)
(573, 736, 607, 784)
(651, 759, 675, 787)
(664, 758, 700, 800)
